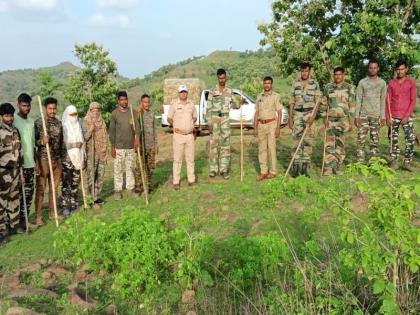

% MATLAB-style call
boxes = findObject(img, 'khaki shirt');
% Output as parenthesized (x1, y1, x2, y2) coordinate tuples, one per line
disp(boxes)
(168, 99, 197, 133)
(256, 91, 283, 120)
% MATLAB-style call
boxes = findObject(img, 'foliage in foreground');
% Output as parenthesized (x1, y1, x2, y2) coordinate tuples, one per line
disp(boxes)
(55, 160, 420, 314)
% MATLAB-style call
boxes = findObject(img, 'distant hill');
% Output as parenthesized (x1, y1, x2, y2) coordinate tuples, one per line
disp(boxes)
(123, 49, 291, 103)
(0, 49, 291, 114)
(0, 62, 78, 104)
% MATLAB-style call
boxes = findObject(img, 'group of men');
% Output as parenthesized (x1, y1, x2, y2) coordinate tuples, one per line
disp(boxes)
(251, 60, 417, 179)
(168, 61, 416, 185)
(0, 61, 417, 245)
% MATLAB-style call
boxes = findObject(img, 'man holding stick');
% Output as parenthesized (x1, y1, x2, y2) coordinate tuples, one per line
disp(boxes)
(207, 69, 242, 180)
(109, 91, 141, 200)
(13, 93, 35, 232)
(34, 97, 63, 226)
(288, 62, 321, 177)
(135, 94, 158, 195)
(322, 67, 355, 176)
(0, 103, 23, 245)
(253, 76, 283, 181)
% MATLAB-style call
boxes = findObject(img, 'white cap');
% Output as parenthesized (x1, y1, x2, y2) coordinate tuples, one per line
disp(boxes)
(178, 85, 188, 93)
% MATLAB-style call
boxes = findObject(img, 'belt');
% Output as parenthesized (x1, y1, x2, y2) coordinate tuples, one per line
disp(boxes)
(258, 118, 275, 124)
(294, 107, 313, 112)
(174, 128, 193, 135)
(211, 112, 229, 117)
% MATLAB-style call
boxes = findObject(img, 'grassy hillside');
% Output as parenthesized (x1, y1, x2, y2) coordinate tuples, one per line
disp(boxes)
(123, 49, 291, 105)
(0, 62, 78, 104)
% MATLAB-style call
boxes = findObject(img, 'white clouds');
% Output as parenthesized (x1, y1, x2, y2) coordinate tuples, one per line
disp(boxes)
(88, 13, 130, 28)
(0, 0, 59, 12)
(97, 0, 141, 9)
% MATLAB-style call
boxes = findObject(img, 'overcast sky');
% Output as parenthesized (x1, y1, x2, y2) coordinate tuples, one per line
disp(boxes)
(0, 0, 273, 78)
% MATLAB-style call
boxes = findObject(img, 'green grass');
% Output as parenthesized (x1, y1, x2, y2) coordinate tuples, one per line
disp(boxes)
(1, 121, 418, 272)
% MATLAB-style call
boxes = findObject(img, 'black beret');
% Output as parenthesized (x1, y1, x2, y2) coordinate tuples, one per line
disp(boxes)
(0, 103, 15, 115)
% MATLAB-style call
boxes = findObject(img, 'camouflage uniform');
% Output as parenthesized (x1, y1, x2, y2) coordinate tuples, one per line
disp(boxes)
(0, 121, 22, 236)
(322, 82, 355, 175)
(135, 110, 157, 193)
(61, 156, 81, 211)
(34, 117, 63, 221)
(289, 79, 321, 170)
(206, 86, 240, 175)
(355, 77, 387, 162)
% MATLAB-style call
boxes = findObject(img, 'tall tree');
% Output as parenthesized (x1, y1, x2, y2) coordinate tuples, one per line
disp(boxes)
(258, 0, 419, 88)
(65, 42, 119, 123)
(37, 71, 61, 100)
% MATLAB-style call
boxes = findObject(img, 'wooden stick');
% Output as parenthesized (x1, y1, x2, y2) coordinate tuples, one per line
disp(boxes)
(91, 129, 95, 202)
(130, 105, 149, 205)
(387, 93, 393, 155)
(20, 168, 29, 233)
(240, 93, 244, 182)
(79, 160, 88, 209)
(283, 106, 318, 183)
(321, 107, 329, 176)
(138, 109, 150, 203)
(37, 96, 59, 227)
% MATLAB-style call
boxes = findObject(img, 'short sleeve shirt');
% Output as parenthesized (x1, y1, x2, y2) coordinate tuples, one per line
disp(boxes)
(168, 99, 197, 132)
(256, 91, 283, 120)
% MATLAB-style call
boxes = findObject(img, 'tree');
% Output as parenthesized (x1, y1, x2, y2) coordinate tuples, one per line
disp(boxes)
(37, 71, 61, 100)
(258, 0, 419, 88)
(65, 42, 119, 123)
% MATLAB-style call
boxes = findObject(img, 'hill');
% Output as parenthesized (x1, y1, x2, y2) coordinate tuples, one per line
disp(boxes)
(123, 49, 291, 103)
(0, 62, 78, 104)
(0, 49, 291, 111)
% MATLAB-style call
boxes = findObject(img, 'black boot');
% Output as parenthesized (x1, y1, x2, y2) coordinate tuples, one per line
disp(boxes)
(291, 163, 300, 178)
(301, 163, 310, 177)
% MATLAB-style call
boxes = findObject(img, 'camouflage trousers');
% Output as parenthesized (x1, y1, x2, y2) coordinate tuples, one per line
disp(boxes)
(292, 111, 314, 163)
(0, 167, 20, 236)
(390, 117, 415, 163)
(356, 116, 380, 162)
(323, 119, 350, 176)
(87, 157, 106, 202)
(20, 167, 35, 225)
(114, 149, 136, 192)
(61, 158, 81, 210)
(209, 115, 231, 174)
(135, 148, 155, 192)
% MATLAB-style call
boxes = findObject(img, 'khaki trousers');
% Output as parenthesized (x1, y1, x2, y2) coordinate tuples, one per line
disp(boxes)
(173, 133, 195, 185)
(258, 121, 277, 174)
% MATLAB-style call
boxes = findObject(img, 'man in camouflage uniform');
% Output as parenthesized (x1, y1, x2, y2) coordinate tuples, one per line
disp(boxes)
(206, 68, 241, 180)
(322, 67, 355, 176)
(136, 94, 158, 194)
(0, 103, 23, 245)
(34, 97, 63, 226)
(355, 60, 387, 163)
(289, 62, 321, 177)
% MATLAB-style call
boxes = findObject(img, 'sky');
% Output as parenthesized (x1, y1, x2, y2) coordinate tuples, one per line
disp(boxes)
(0, 0, 273, 78)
